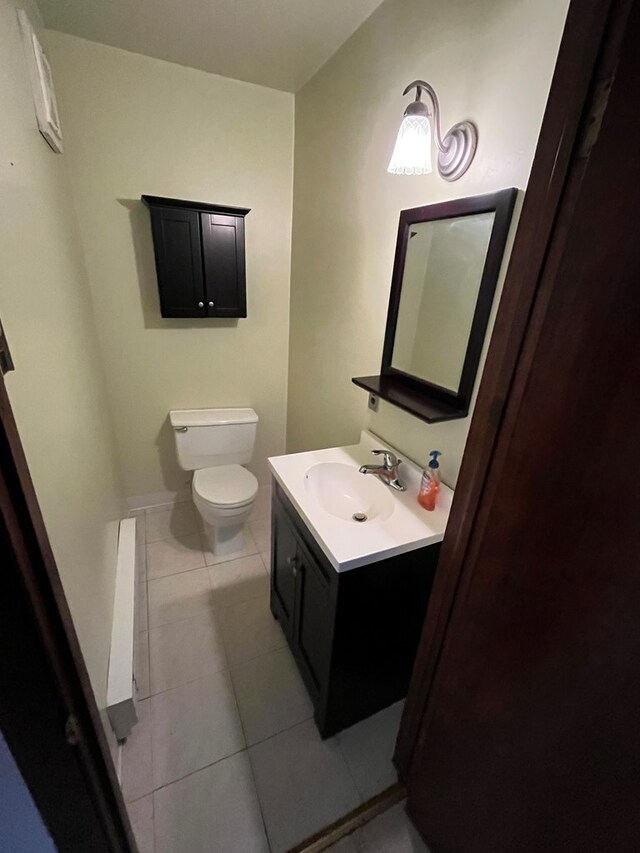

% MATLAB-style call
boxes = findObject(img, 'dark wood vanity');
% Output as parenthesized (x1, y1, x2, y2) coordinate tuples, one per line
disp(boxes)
(269, 482, 440, 738)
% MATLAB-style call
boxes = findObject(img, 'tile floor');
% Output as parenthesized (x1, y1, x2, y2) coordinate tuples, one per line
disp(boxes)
(124, 488, 409, 853)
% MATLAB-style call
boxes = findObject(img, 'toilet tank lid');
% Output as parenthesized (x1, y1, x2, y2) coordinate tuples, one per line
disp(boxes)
(170, 408, 258, 428)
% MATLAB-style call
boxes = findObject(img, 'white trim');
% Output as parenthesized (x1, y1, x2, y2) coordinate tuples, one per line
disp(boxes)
(125, 488, 191, 511)
(106, 518, 138, 741)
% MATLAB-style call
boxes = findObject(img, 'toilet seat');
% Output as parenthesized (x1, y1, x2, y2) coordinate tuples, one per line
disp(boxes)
(192, 465, 258, 509)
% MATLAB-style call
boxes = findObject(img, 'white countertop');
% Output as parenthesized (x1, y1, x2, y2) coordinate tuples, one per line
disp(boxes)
(268, 430, 453, 572)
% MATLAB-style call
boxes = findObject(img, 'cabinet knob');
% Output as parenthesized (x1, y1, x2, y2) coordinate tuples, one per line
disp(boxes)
(198, 301, 204, 308)
(208, 301, 214, 308)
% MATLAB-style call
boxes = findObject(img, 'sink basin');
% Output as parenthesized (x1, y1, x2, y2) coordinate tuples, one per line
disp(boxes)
(304, 462, 394, 523)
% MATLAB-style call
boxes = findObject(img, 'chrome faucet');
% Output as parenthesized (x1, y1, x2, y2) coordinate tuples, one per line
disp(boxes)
(359, 449, 406, 492)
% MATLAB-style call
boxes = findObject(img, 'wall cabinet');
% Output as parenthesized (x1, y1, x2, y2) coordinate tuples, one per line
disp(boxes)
(270, 482, 440, 737)
(142, 195, 249, 319)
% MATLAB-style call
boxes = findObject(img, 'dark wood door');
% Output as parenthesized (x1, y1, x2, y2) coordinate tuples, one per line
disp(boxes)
(293, 540, 333, 700)
(270, 499, 299, 638)
(0, 375, 136, 850)
(201, 213, 247, 317)
(404, 1, 640, 851)
(148, 206, 205, 318)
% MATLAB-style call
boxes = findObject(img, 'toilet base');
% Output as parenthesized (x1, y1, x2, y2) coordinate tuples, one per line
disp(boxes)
(204, 521, 246, 557)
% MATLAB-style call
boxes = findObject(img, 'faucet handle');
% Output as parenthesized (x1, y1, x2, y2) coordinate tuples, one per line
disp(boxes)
(372, 449, 401, 469)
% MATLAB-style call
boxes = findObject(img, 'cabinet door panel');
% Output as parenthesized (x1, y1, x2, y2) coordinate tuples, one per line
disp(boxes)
(149, 207, 204, 317)
(201, 213, 247, 317)
(270, 502, 298, 639)
(294, 548, 332, 697)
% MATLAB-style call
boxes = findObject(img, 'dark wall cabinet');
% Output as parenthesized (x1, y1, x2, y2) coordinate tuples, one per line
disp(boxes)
(142, 195, 249, 319)
(270, 482, 440, 738)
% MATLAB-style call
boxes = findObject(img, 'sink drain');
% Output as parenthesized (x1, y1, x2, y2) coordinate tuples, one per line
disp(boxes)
(352, 512, 368, 522)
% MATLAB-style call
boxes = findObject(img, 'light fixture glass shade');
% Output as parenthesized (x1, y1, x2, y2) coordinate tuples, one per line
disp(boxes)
(388, 114, 433, 175)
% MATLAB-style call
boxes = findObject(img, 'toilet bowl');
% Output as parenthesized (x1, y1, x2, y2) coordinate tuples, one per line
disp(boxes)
(170, 407, 259, 557)
(192, 464, 258, 555)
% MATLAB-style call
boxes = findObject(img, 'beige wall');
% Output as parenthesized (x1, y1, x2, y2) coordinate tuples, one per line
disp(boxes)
(45, 32, 295, 499)
(0, 0, 124, 708)
(288, 0, 568, 486)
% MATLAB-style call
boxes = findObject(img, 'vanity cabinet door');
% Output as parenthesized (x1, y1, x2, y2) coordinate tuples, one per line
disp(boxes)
(293, 542, 333, 700)
(270, 499, 299, 639)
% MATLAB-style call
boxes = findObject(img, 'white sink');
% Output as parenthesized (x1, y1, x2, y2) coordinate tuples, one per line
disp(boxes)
(304, 462, 394, 523)
(269, 431, 453, 572)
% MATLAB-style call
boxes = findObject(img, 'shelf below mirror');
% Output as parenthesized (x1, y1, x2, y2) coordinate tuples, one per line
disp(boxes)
(352, 374, 468, 424)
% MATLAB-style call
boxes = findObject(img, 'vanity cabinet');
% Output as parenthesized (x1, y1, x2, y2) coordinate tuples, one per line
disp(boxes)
(142, 195, 249, 319)
(270, 482, 440, 737)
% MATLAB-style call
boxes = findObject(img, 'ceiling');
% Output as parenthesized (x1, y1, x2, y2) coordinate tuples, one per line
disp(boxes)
(38, 0, 386, 92)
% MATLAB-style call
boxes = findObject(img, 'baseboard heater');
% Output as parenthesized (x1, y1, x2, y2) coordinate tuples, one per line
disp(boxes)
(106, 517, 138, 741)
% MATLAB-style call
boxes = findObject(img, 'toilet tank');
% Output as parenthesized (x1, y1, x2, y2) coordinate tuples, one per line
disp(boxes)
(170, 408, 258, 471)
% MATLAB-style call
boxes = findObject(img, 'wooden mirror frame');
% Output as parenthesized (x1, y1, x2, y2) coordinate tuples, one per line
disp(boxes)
(354, 188, 517, 423)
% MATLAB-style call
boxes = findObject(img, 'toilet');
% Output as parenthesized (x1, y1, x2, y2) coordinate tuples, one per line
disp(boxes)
(170, 407, 259, 556)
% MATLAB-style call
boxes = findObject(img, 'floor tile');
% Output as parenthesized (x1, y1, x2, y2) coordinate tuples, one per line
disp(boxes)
(336, 701, 403, 801)
(217, 594, 286, 665)
(127, 794, 154, 853)
(148, 567, 212, 628)
(354, 802, 430, 853)
(201, 527, 259, 566)
(150, 672, 245, 788)
(135, 630, 150, 700)
(137, 583, 148, 634)
(208, 554, 269, 609)
(121, 699, 153, 803)
(249, 518, 271, 555)
(154, 751, 269, 853)
(231, 646, 314, 745)
(136, 542, 147, 583)
(324, 836, 361, 853)
(146, 503, 198, 543)
(149, 613, 227, 694)
(249, 718, 361, 853)
(146, 534, 205, 580)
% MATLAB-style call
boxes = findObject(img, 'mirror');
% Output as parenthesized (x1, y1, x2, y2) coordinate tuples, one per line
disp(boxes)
(353, 189, 517, 422)
(391, 212, 495, 392)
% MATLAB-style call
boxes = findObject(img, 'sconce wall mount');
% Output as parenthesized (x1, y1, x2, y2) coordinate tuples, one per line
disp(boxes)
(388, 80, 478, 181)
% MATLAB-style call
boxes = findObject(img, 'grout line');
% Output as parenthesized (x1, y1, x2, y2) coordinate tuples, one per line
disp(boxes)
(149, 744, 249, 795)
(223, 655, 273, 850)
(146, 586, 272, 634)
(150, 783, 156, 853)
(143, 670, 227, 699)
(245, 744, 273, 852)
(146, 549, 264, 579)
(143, 639, 288, 700)
(244, 713, 316, 751)
(227, 642, 293, 675)
(139, 670, 315, 770)
(142, 711, 320, 800)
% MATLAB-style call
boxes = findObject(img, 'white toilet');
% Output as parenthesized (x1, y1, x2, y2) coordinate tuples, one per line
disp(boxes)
(170, 407, 259, 556)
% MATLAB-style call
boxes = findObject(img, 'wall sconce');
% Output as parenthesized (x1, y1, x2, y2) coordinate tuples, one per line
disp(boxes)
(388, 80, 477, 181)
